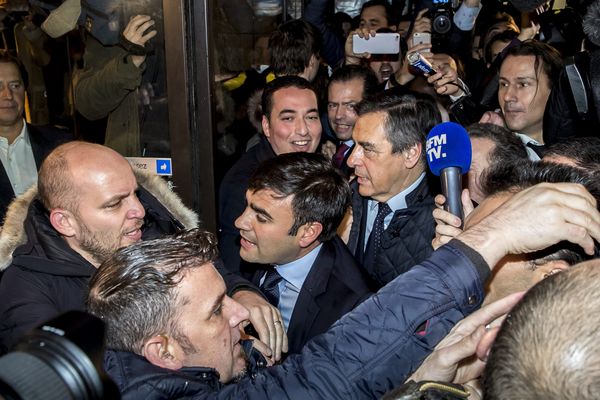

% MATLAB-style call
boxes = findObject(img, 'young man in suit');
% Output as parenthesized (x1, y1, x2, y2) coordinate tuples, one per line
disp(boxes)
(235, 152, 372, 355)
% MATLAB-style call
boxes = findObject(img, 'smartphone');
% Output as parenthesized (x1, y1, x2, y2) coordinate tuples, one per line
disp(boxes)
(352, 33, 400, 54)
(412, 32, 431, 46)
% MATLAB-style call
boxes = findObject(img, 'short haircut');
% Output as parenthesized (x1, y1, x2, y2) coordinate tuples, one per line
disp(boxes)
(544, 136, 600, 171)
(503, 40, 563, 84)
(360, 0, 395, 27)
(0, 50, 28, 87)
(481, 159, 600, 203)
(269, 19, 321, 77)
(484, 260, 600, 399)
(37, 143, 77, 211)
(356, 90, 441, 159)
(467, 123, 529, 166)
(484, 30, 518, 64)
(87, 229, 220, 354)
(248, 152, 351, 242)
(328, 64, 379, 98)
(261, 75, 317, 119)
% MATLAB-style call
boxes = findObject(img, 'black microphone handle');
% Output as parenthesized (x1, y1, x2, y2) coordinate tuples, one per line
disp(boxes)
(440, 166, 464, 228)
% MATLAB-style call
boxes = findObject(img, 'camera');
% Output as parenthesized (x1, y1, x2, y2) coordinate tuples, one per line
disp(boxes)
(428, 0, 454, 51)
(0, 311, 119, 400)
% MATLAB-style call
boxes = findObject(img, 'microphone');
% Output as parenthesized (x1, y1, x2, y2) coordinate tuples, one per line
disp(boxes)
(426, 122, 472, 227)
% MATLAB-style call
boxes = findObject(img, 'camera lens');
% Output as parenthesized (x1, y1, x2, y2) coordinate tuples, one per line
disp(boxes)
(433, 14, 452, 34)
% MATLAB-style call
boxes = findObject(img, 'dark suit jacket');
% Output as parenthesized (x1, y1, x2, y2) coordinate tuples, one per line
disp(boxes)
(251, 236, 372, 355)
(0, 124, 73, 222)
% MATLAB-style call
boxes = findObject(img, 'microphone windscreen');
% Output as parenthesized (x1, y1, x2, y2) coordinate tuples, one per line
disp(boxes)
(508, 0, 547, 12)
(426, 122, 472, 176)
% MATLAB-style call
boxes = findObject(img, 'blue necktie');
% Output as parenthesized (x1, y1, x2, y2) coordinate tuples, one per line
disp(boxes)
(261, 268, 283, 307)
(363, 202, 392, 271)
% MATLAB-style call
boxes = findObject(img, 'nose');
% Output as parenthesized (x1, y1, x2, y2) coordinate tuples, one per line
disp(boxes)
(502, 84, 516, 103)
(295, 117, 309, 136)
(335, 106, 344, 121)
(234, 207, 250, 231)
(225, 296, 250, 327)
(127, 194, 146, 219)
(347, 145, 361, 168)
(0, 85, 13, 99)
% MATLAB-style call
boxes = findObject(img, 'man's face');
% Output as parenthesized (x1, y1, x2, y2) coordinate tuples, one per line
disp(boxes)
(235, 189, 307, 265)
(174, 265, 249, 383)
(369, 58, 401, 84)
(262, 87, 322, 155)
(348, 112, 416, 202)
(0, 62, 25, 128)
(499, 55, 551, 139)
(70, 160, 145, 265)
(467, 137, 496, 204)
(465, 192, 569, 306)
(359, 5, 389, 31)
(327, 79, 364, 141)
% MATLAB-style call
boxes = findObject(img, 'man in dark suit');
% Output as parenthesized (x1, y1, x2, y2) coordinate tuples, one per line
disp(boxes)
(0, 53, 72, 222)
(235, 153, 372, 355)
(327, 65, 378, 178)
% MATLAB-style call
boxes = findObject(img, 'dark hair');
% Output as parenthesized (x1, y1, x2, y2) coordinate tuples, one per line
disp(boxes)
(484, 30, 518, 65)
(356, 90, 441, 160)
(503, 40, 563, 84)
(328, 64, 379, 98)
(261, 75, 317, 119)
(360, 0, 396, 27)
(484, 260, 600, 399)
(481, 159, 600, 204)
(467, 123, 529, 166)
(544, 137, 600, 171)
(0, 50, 28, 88)
(87, 229, 220, 354)
(269, 19, 321, 77)
(248, 152, 351, 242)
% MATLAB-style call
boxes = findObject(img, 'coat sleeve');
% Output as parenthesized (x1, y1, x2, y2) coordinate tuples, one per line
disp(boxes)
(199, 240, 488, 399)
(73, 35, 143, 121)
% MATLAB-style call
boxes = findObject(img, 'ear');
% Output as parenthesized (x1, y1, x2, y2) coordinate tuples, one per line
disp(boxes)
(142, 335, 183, 371)
(298, 222, 323, 248)
(49, 209, 77, 237)
(537, 260, 570, 280)
(403, 143, 422, 169)
(262, 115, 271, 139)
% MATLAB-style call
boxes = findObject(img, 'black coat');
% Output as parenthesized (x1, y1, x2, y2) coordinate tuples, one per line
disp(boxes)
(0, 124, 73, 222)
(218, 136, 275, 275)
(0, 187, 255, 353)
(347, 177, 436, 289)
(251, 236, 372, 355)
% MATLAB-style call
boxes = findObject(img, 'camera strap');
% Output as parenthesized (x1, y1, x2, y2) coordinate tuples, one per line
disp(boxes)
(565, 57, 589, 117)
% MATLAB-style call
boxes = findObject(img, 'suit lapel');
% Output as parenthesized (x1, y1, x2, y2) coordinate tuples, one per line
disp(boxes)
(286, 242, 333, 352)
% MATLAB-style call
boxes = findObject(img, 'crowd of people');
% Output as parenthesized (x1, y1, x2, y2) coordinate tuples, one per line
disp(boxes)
(1, 0, 600, 398)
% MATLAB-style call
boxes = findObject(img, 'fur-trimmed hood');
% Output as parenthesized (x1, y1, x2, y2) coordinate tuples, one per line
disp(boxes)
(0, 170, 199, 271)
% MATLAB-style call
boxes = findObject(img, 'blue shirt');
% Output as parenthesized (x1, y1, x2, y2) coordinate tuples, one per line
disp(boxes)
(260, 244, 323, 329)
(364, 172, 426, 251)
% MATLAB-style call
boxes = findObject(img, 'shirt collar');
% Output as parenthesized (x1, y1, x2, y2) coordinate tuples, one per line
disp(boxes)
(274, 243, 323, 290)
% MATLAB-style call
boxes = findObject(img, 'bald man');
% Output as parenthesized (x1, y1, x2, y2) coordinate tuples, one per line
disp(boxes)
(0, 142, 284, 357)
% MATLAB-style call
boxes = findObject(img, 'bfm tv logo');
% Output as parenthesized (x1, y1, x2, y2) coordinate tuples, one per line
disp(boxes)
(426, 133, 447, 163)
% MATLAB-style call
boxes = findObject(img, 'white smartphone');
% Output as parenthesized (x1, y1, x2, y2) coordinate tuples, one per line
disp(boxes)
(352, 33, 400, 54)
(412, 32, 431, 46)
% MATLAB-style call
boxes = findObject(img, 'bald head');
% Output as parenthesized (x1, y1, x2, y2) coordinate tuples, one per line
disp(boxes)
(38, 142, 134, 212)
(484, 259, 600, 399)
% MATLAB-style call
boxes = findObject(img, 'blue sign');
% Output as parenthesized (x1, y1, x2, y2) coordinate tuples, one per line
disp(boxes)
(156, 159, 172, 175)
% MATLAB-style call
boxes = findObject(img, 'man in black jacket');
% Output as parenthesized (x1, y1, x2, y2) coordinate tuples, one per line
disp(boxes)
(0, 53, 73, 222)
(235, 153, 372, 355)
(0, 142, 283, 358)
(346, 91, 440, 288)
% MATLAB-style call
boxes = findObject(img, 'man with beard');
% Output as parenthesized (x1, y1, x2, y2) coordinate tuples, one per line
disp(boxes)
(0, 142, 284, 358)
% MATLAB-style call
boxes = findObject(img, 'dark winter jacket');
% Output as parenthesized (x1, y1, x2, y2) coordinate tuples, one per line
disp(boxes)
(104, 240, 488, 399)
(347, 177, 436, 289)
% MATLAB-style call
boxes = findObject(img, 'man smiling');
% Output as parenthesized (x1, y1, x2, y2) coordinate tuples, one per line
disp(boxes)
(219, 76, 322, 275)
